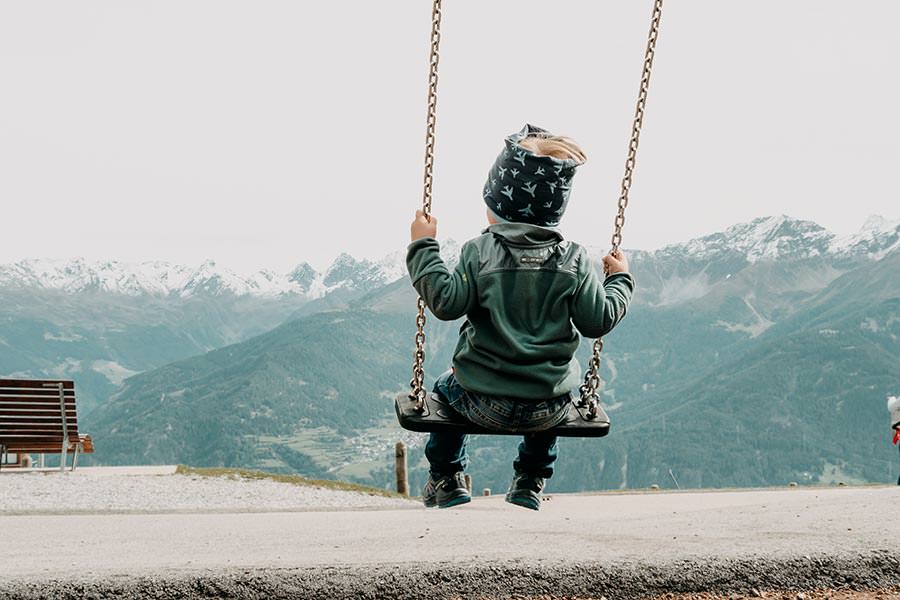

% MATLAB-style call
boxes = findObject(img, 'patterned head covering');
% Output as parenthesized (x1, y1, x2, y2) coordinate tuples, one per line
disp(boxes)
(483, 124, 584, 227)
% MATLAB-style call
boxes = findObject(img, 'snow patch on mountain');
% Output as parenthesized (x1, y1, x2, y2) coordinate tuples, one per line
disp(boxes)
(715, 296, 774, 337)
(653, 272, 713, 306)
(44, 331, 85, 343)
(92, 360, 139, 386)
(47, 358, 83, 378)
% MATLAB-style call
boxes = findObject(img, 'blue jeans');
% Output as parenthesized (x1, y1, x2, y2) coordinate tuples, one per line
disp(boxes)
(424, 370, 570, 479)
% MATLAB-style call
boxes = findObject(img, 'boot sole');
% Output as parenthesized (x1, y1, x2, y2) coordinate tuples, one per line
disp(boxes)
(438, 493, 472, 509)
(505, 492, 541, 511)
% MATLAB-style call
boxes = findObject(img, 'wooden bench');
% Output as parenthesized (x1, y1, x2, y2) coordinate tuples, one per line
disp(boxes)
(0, 379, 94, 471)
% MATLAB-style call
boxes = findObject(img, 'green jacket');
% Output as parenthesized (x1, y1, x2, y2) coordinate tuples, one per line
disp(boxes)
(406, 223, 635, 400)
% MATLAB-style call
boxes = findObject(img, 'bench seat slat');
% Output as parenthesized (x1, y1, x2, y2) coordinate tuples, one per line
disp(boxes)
(0, 389, 74, 393)
(1, 425, 79, 430)
(0, 406, 75, 419)
(4, 436, 91, 443)
(1, 415, 78, 421)
(0, 409, 78, 416)
(3, 435, 93, 453)
(1, 417, 78, 424)
(0, 393, 75, 399)
(0, 398, 75, 408)
(0, 380, 74, 390)
(0, 404, 76, 411)
(0, 425, 78, 434)
(3, 434, 82, 437)
(0, 392, 75, 399)
(2, 434, 86, 441)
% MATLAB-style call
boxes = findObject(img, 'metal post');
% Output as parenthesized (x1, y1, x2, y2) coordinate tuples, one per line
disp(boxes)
(395, 442, 409, 496)
(668, 468, 681, 490)
(53, 383, 69, 472)
(39, 453, 45, 468)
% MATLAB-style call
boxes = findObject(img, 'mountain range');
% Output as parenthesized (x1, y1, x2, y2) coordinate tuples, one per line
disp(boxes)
(0, 252, 412, 414)
(3, 215, 899, 492)
(6, 214, 894, 300)
(0, 252, 409, 299)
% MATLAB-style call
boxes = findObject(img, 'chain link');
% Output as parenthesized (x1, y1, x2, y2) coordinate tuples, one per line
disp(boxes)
(611, 0, 662, 255)
(409, 0, 443, 410)
(581, 0, 664, 413)
(409, 297, 429, 409)
(421, 0, 442, 220)
(577, 338, 604, 419)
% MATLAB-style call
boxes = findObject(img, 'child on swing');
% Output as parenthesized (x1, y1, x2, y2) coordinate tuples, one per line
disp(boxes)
(406, 124, 635, 510)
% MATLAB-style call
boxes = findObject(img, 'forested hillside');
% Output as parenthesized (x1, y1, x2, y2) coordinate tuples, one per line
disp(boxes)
(81, 218, 900, 492)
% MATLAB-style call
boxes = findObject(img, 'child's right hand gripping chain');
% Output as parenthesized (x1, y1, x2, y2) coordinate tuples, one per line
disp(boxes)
(411, 209, 438, 242)
(602, 250, 629, 275)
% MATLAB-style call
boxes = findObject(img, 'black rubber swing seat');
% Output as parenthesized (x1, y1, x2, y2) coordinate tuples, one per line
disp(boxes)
(394, 391, 610, 437)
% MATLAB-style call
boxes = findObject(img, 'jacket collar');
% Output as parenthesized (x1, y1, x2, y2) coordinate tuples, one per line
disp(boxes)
(483, 222, 564, 248)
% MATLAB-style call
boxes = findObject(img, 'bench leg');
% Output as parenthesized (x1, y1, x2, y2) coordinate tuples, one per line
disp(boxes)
(0, 444, 5, 472)
(39, 453, 45, 469)
(71, 444, 81, 472)
(60, 436, 68, 472)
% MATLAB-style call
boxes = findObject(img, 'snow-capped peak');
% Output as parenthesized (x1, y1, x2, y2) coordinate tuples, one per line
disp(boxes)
(655, 215, 834, 262)
(830, 214, 900, 259)
(861, 214, 898, 232)
(288, 263, 317, 293)
(645, 214, 899, 263)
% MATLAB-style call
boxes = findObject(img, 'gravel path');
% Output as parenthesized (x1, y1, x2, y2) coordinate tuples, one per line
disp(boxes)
(2, 475, 898, 600)
(0, 466, 415, 514)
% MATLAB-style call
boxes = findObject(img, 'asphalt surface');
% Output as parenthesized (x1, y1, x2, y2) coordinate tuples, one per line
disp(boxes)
(2, 486, 899, 599)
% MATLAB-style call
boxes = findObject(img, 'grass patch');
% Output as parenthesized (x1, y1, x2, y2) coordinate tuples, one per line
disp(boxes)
(175, 465, 404, 499)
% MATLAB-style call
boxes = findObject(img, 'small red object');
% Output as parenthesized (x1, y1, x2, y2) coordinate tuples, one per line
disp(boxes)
(893, 428, 900, 445)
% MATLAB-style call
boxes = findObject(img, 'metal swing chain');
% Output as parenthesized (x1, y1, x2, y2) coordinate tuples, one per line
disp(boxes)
(410, 0, 443, 411)
(410, 0, 662, 414)
(579, 0, 664, 417)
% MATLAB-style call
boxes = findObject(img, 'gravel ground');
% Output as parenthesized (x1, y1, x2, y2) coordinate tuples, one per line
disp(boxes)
(0, 467, 415, 513)
(2, 556, 899, 600)
(643, 591, 900, 599)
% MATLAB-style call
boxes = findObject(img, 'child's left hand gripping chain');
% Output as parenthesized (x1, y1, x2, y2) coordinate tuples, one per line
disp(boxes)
(411, 209, 438, 241)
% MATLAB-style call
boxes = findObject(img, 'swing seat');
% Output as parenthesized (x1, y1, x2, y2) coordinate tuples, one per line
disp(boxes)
(394, 391, 610, 437)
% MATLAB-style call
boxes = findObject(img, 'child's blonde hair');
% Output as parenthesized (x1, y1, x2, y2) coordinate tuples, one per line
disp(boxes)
(518, 135, 587, 164)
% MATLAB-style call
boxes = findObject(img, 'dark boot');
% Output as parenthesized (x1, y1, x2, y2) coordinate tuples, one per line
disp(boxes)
(505, 472, 545, 511)
(422, 471, 471, 508)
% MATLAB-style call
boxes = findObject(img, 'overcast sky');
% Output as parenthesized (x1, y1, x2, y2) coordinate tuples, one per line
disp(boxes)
(1, 1, 897, 273)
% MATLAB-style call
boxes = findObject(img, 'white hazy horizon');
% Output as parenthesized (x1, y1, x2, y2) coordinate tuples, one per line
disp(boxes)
(1, 1, 898, 273)
(2, 212, 895, 276)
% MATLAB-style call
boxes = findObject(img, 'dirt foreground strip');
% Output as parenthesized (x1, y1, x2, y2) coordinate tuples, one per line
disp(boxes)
(2, 554, 899, 600)
(644, 589, 900, 599)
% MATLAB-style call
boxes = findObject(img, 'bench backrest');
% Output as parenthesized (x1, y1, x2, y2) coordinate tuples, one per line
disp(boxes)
(0, 379, 79, 449)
